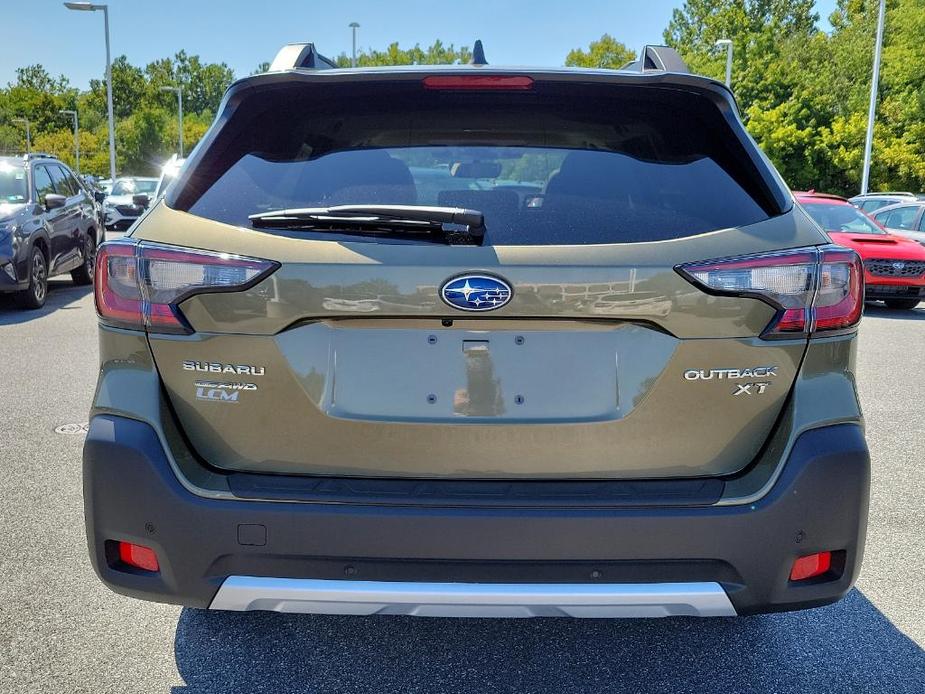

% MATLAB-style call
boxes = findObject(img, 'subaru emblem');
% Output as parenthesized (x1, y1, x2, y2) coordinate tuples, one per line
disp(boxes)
(892, 261, 906, 271)
(440, 274, 513, 312)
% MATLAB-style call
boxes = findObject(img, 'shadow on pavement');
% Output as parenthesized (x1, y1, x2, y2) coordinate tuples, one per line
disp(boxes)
(0, 279, 91, 325)
(863, 304, 925, 321)
(172, 589, 924, 693)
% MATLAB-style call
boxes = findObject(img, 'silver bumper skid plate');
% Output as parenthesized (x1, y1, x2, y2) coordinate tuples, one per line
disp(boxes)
(209, 577, 737, 618)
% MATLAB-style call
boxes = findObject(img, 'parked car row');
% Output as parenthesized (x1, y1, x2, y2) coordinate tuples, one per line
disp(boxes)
(848, 191, 925, 213)
(847, 191, 925, 243)
(869, 201, 925, 244)
(102, 176, 158, 230)
(797, 191, 925, 310)
(0, 153, 102, 308)
(0, 153, 188, 309)
(100, 156, 186, 230)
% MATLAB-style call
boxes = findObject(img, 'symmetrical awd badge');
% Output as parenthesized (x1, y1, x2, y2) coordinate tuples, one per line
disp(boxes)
(182, 361, 265, 403)
(441, 274, 513, 312)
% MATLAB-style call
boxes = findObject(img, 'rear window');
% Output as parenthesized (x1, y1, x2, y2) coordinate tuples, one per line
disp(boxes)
(112, 178, 157, 196)
(859, 200, 889, 212)
(875, 205, 920, 230)
(801, 202, 885, 234)
(177, 79, 783, 245)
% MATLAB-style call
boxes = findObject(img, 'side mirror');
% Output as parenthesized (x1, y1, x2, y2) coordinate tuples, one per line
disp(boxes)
(94, 190, 106, 204)
(132, 193, 150, 209)
(44, 193, 67, 210)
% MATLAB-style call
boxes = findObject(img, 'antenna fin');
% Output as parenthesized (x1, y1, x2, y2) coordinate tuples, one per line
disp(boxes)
(471, 40, 488, 66)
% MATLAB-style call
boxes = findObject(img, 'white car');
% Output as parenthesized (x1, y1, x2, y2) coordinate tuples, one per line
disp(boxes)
(103, 177, 158, 230)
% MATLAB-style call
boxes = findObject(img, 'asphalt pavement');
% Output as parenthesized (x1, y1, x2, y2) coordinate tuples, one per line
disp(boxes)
(0, 271, 923, 693)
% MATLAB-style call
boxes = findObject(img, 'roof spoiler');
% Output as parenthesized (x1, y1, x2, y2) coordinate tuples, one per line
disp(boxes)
(269, 43, 337, 71)
(622, 45, 689, 74)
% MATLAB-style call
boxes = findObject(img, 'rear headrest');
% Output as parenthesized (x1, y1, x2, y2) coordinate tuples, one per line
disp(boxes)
(544, 151, 643, 201)
(318, 150, 417, 205)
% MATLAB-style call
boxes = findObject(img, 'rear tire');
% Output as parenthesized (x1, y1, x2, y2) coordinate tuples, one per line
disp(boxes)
(14, 247, 48, 310)
(71, 234, 96, 285)
(884, 299, 920, 310)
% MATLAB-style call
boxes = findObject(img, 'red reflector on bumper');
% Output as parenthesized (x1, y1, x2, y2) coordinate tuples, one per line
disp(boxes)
(789, 551, 832, 581)
(118, 541, 160, 572)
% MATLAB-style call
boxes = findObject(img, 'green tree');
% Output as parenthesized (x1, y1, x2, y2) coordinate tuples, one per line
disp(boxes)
(13, 65, 71, 94)
(87, 56, 145, 119)
(1, 53, 231, 173)
(665, 0, 818, 107)
(333, 41, 471, 67)
(116, 106, 169, 174)
(565, 34, 635, 69)
(662, 0, 925, 194)
(1, 65, 76, 139)
(144, 52, 234, 115)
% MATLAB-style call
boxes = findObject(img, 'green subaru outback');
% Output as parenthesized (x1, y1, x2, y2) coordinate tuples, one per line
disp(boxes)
(83, 44, 869, 618)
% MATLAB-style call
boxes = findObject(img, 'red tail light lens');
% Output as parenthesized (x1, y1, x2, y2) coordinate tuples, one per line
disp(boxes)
(423, 75, 534, 90)
(117, 541, 160, 573)
(815, 248, 863, 330)
(677, 245, 863, 338)
(95, 239, 277, 334)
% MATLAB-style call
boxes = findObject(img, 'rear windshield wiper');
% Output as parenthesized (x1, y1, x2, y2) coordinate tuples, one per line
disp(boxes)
(248, 204, 485, 245)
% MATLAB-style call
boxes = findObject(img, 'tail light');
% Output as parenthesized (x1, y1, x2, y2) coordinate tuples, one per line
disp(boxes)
(423, 75, 534, 90)
(677, 245, 863, 338)
(814, 248, 864, 330)
(95, 239, 277, 334)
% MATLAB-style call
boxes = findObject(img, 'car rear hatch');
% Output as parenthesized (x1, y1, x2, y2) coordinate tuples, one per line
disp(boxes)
(124, 69, 838, 479)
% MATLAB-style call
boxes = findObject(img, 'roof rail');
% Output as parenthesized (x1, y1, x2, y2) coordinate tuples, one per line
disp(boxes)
(269, 43, 337, 71)
(23, 152, 56, 160)
(623, 45, 689, 74)
(856, 191, 916, 197)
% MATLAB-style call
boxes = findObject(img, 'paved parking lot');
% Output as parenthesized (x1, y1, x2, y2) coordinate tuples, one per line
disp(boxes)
(1, 270, 923, 693)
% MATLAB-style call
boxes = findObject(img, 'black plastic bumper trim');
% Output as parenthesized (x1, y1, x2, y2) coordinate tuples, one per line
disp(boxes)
(226, 471, 725, 508)
(83, 416, 869, 615)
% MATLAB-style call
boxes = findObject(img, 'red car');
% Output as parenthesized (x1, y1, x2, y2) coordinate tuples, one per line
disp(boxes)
(795, 191, 925, 310)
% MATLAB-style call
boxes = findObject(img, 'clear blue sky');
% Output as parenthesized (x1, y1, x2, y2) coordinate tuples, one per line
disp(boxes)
(2, 0, 838, 90)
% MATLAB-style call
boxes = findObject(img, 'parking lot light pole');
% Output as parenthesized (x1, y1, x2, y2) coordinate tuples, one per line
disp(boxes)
(64, 2, 116, 183)
(13, 118, 30, 154)
(59, 109, 79, 173)
(861, 0, 887, 196)
(160, 87, 183, 157)
(715, 39, 733, 88)
(349, 22, 360, 67)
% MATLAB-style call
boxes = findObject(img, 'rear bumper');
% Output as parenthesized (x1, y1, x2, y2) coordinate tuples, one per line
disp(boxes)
(83, 416, 869, 617)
